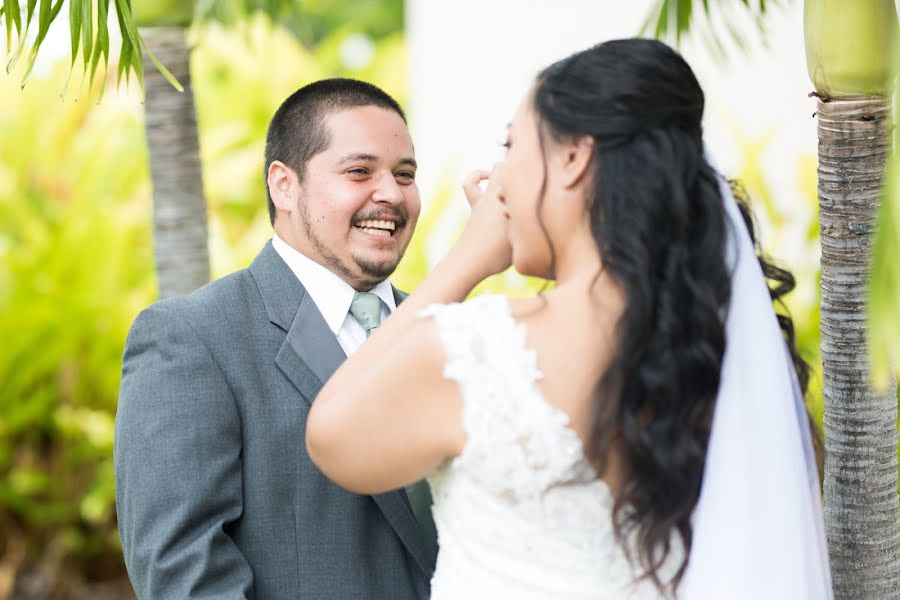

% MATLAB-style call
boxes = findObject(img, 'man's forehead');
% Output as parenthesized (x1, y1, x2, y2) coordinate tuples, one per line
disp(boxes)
(324, 106, 409, 135)
(321, 108, 414, 159)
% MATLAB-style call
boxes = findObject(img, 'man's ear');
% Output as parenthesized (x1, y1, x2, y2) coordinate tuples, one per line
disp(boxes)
(559, 135, 595, 189)
(267, 160, 299, 213)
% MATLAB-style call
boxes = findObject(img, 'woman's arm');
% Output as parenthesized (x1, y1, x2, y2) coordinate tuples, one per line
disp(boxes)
(306, 169, 510, 494)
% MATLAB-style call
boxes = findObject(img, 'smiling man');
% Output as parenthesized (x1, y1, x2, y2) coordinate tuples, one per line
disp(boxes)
(114, 79, 437, 600)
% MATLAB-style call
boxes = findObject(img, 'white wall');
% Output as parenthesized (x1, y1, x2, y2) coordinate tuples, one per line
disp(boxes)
(407, 1, 818, 271)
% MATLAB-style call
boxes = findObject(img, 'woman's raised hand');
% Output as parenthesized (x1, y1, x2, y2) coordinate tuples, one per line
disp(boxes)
(452, 164, 513, 280)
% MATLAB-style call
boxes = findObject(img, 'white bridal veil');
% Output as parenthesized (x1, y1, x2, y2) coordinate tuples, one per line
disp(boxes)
(680, 155, 833, 599)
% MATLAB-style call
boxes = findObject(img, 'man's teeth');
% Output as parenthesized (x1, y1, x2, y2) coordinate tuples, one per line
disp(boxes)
(357, 219, 396, 231)
(356, 220, 397, 237)
(360, 228, 391, 237)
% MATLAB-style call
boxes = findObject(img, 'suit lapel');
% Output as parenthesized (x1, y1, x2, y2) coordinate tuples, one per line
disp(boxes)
(372, 491, 433, 576)
(276, 292, 346, 405)
(392, 285, 408, 306)
(253, 244, 432, 576)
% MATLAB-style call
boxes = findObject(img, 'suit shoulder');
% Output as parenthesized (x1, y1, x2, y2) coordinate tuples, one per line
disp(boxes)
(136, 268, 258, 331)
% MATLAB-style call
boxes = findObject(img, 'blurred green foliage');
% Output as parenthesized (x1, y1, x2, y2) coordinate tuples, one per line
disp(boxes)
(0, 60, 151, 580)
(0, 7, 834, 593)
(198, 0, 405, 48)
(869, 35, 900, 391)
(0, 11, 419, 587)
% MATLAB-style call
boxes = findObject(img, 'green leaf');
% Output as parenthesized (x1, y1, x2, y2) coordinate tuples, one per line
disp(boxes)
(81, 0, 92, 72)
(869, 33, 900, 388)
(117, 34, 132, 88)
(5, 0, 37, 72)
(869, 167, 900, 388)
(26, 0, 37, 28)
(20, 0, 64, 87)
(0, 0, 37, 74)
(113, 0, 183, 93)
(640, 0, 775, 62)
(89, 0, 110, 96)
(638, 1, 665, 37)
(3, 0, 22, 53)
(145, 46, 184, 92)
(114, 0, 131, 87)
(656, 0, 669, 38)
(113, 0, 143, 91)
(69, 0, 80, 67)
(63, 0, 82, 96)
(677, 0, 693, 43)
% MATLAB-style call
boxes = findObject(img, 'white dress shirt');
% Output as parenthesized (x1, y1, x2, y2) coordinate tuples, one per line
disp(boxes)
(271, 233, 396, 356)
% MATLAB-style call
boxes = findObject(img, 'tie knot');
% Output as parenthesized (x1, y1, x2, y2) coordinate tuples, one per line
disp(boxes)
(349, 292, 383, 336)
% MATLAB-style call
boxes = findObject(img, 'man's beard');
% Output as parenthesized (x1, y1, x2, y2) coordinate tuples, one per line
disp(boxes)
(299, 197, 403, 287)
(352, 251, 399, 280)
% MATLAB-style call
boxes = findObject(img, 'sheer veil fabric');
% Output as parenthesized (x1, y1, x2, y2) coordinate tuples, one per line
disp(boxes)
(681, 153, 833, 599)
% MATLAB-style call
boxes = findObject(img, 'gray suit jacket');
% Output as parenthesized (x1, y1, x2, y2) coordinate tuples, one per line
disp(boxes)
(114, 242, 436, 599)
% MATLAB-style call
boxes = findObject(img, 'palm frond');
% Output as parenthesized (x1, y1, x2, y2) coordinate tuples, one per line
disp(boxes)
(640, 0, 786, 59)
(1, 0, 402, 93)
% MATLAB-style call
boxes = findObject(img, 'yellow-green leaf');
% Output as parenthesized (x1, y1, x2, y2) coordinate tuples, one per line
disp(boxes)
(868, 32, 900, 388)
(113, 0, 144, 91)
(145, 46, 185, 92)
(89, 0, 110, 93)
(81, 0, 92, 72)
(20, 0, 64, 87)
(68, 0, 81, 67)
(2, 0, 22, 53)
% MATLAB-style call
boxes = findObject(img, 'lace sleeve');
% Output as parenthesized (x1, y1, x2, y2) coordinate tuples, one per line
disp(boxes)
(419, 295, 588, 499)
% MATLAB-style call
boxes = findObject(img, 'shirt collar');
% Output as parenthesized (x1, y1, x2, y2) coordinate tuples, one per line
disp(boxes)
(271, 233, 396, 335)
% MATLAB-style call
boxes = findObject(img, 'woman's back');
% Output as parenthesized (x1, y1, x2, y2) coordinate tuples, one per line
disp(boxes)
(423, 293, 679, 599)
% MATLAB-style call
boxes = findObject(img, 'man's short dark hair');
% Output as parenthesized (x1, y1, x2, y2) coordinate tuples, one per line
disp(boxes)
(264, 78, 407, 225)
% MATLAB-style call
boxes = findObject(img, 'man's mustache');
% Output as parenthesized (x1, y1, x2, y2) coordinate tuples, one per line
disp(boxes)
(353, 208, 407, 227)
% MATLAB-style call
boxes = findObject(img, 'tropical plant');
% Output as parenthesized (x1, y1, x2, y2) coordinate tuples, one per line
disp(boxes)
(870, 23, 900, 392)
(641, 0, 783, 57)
(0, 13, 412, 597)
(0, 0, 404, 300)
(0, 57, 151, 598)
(871, 157, 900, 393)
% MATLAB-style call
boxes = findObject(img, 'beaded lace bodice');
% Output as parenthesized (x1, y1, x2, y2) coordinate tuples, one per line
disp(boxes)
(419, 294, 679, 599)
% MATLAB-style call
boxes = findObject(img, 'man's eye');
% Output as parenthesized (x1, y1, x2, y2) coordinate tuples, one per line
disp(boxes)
(347, 168, 369, 176)
(396, 172, 416, 180)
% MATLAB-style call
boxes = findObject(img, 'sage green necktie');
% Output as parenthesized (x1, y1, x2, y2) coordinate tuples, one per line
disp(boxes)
(349, 291, 383, 337)
(348, 291, 439, 566)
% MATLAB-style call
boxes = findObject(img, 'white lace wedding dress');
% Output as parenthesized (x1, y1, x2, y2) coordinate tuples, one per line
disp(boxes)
(420, 294, 681, 599)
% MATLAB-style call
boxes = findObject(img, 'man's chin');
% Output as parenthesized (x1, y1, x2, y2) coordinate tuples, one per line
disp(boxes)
(355, 258, 399, 284)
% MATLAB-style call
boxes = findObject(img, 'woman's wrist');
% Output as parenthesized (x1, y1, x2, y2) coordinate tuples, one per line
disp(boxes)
(429, 250, 491, 299)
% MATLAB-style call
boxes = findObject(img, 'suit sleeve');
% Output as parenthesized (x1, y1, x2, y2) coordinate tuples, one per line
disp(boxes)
(114, 305, 253, 599)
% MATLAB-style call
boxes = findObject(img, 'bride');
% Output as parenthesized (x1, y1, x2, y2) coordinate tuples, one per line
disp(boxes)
(305, 38, 832, 599)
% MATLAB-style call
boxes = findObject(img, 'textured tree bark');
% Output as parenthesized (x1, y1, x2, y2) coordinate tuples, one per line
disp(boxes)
(141, 27, 210, 299)
(817, 96, 900, 599)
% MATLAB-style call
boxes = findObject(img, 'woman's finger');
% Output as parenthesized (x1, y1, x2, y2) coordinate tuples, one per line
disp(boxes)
(462, 170, 491, 206)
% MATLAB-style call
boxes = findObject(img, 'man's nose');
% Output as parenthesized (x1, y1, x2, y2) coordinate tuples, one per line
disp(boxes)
(371, 171, 404, 205)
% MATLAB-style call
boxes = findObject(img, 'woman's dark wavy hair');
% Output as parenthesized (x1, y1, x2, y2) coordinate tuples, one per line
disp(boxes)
(532, 38, 818, 596)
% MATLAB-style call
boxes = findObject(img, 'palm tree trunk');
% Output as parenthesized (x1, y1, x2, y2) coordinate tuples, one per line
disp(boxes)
(141, 26, 210, 299)
(817, 95, 900, 599)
